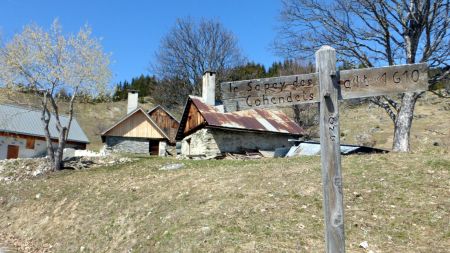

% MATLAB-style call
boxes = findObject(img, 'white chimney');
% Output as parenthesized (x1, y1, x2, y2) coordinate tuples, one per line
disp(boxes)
(202, 71, 216, 106)
(127, 90, 138, 114)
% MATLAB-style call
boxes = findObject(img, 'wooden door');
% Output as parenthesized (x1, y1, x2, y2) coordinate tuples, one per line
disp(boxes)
(7, 145, 19, 159)
(149, 141, 159, 156)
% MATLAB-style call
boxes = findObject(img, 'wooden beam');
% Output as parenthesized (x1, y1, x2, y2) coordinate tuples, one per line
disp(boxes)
(221, 73, 319, 111)
(339, 63, 428, 99)
(316, 45, 345, 253)
(220, 63, 428, 112)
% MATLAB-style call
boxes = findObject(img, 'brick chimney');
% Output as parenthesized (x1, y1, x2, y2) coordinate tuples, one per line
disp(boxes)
(127, 90, 138, 114)
(202, 71, 216, 106)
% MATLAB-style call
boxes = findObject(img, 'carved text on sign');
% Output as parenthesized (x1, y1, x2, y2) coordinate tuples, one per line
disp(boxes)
(328, 114, 338, 142)
(221, 63, 428, 112)
(339, 70, 421, 88)
(339, 63, 428, 99)
(221, 73, 319, 111)
(334, 176, 343, 194)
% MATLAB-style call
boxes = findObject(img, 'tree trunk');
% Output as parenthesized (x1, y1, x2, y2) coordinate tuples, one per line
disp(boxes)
(53, 128, 67, 171)
(392, 92, 418, 152)
(41, 92, 55, 165)
(292, 104, 301, 126)
(48, 92, 67, 171)
(42, 118, 55, 163)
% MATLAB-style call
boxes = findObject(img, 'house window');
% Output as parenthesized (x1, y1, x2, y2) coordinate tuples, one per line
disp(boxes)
(26, 138, 35, 149)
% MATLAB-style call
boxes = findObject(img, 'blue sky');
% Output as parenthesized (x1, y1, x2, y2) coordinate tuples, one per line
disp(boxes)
(0, 0, 284, 85)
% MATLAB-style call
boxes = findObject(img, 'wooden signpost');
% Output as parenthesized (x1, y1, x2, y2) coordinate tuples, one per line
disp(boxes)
(221, 46, 429, 253)
(221, 62, 427, 112)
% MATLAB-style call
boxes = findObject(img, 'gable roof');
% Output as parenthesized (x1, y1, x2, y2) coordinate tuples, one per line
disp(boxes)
(101, 107, 170, 140)
(147, 105, 180, 123)
(176, 96, 305, 140)
(0, 104, 89, 143)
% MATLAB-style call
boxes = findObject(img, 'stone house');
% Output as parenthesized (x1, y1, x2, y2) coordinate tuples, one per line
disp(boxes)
(0, 104, 89, 160)
(101, 92, 179, 155)
(176, 71, 304, 158)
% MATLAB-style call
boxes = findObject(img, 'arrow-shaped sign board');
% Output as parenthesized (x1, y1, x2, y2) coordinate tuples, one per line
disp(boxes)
(219, 47, 429, 253)
(221, 63, 428, 112)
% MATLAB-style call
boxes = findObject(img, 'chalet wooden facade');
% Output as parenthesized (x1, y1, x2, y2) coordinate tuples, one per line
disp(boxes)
(148, 105, 179, 143)
(101, 106, 179, 156)
(172, 71, 304, 158)
(176, 96, 305, 158)
(181, 100, 205, 137)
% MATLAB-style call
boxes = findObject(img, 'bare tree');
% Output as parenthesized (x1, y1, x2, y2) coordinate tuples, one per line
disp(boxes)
(275, 60, 319, 138)
(275, 0, 449, 152)
(0, 20, 111, 170)
(153, 17, 244, 98)
(153, 77, 193, 109)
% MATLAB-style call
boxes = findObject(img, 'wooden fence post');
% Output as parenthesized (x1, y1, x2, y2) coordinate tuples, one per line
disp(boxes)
(316, 45, 345, 253)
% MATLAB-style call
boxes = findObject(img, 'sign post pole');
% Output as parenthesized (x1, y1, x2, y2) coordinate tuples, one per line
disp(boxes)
(316, 45, 345, 253)
(221, 46, 429, 253)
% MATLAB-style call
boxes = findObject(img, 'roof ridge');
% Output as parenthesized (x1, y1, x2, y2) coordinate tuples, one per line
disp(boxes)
(147, 104, 180, 123)
(175, 96, 305, 140)
(101, 107, 170, 140)
(0, 103, 89, 143)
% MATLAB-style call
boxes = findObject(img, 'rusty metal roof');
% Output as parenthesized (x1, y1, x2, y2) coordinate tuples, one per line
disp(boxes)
(176, 96, 305, 140)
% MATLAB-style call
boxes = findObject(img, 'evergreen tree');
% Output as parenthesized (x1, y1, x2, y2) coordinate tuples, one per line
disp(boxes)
(112, 75, 157, 101)
(227, 62, 267, 81)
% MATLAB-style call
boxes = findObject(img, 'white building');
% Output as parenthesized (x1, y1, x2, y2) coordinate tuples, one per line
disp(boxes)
(0, 104, 89, 159)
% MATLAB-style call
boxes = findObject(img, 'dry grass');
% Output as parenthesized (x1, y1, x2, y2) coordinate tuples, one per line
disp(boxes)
(0, 89, 164, 150)
(0, 151, 449, 252)
(0, 91, 449, 252)
(339, 93, 450, 152)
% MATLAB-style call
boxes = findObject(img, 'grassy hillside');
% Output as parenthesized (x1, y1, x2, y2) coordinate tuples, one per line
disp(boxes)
(339, 93, 450, 151)
(281, 92, 450, 152)
(2, 88, 448, 152)
(0, 89, 184, 150)
(0, 92, 448, 252)
(0, 152, 448, 252)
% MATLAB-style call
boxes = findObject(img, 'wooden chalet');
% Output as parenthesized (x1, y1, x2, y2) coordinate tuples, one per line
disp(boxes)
(101, 91, 179, 155)
(176, 96, 304, 158)
(147, 105, 179, 143)
(101, 108, 170, 155)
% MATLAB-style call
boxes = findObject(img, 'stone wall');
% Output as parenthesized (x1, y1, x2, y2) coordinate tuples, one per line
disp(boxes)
(181, 128, 297, 158)
(105, 136, 149, 154)
(158, 141, 167, 156)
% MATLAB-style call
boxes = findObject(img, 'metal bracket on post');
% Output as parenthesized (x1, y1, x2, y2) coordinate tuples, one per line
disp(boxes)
(316, 45, 345, 253)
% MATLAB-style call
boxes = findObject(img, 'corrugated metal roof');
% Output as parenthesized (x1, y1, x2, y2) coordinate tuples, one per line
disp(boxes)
(285, 141, 388, 156)
(0, 104, 89, 143)
(176, 96, 304, 140)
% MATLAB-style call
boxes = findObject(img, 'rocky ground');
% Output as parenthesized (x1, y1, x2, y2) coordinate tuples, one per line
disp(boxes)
(0, 155, 134, 183)
(0, 154, 136, 252)
(0, 232, 50, 253)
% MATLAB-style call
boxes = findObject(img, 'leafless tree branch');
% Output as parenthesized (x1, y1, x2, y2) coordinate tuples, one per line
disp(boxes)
(275, 0, 449, 152)
(153, 17, 244, 97)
